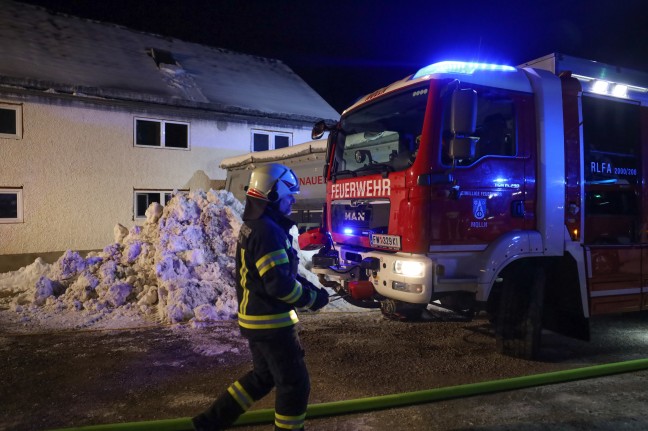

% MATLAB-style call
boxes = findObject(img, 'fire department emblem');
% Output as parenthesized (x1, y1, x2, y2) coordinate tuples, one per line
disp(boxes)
(473, 198, 486, 220)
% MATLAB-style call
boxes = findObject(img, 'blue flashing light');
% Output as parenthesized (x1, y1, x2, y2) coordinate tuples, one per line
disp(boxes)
(343, 228, 353, 235)
(413, 61, 516, 79)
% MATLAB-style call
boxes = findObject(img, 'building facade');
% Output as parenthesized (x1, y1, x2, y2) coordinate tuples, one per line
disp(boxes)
(0, 1, 338, 268)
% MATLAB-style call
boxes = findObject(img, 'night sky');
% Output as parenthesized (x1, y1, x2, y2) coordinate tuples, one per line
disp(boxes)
(15, 0, 648, 112)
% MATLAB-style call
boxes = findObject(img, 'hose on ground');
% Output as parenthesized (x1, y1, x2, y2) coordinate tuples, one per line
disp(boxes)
(48, 357, 648, 431)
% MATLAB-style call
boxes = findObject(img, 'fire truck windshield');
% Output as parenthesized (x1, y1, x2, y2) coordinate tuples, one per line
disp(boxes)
(332, 86, 428, 178)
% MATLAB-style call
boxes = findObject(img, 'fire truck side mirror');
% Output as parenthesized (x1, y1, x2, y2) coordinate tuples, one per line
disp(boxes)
(449, 88, 478, 160)
(312, 120, 329, 140)
(323, 127, 339, 182)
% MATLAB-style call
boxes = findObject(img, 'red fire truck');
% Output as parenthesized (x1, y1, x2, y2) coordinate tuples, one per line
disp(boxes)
(310, 53, 648, 358)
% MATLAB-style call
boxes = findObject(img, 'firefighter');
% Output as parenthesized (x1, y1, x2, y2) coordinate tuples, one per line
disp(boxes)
(192, 163, 329, 431)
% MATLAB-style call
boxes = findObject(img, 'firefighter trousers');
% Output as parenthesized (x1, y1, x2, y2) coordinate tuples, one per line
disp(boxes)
(194, 328, 310, 431)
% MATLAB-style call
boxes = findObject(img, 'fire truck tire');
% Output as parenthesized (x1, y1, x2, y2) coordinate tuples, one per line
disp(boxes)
(380, 299, 426, 321)
(495, 262, 545, 360)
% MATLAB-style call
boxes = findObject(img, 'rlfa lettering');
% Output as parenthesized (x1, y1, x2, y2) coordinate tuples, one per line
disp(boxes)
(331, 179, 391, 199)
(591, 162, 612, 174)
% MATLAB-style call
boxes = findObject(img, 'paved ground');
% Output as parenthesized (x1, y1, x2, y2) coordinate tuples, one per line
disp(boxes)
(2, 310, 648, 431)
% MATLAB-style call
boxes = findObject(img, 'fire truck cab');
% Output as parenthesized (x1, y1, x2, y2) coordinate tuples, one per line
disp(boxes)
(311, 53, 648, 359)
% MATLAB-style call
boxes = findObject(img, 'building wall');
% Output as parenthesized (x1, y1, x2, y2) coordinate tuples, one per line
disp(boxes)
(0, 95, 314, 257)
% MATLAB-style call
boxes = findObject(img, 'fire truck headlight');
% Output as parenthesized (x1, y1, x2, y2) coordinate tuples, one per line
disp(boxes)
(393, 260, 425, 278)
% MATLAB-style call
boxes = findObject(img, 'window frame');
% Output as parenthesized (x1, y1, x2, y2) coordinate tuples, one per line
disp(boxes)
(250, 129, 292, 152)
(0, 188, 24, 223)
(0, 103, 23, 140)
(133, 189, 187, 220)
(133, 117, 190, 150)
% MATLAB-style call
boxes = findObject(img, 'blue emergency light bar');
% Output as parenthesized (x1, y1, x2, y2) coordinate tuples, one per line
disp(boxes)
(413, 61, 516, 79)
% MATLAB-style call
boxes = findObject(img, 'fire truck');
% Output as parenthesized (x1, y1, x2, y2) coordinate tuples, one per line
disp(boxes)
(221, 139, 327, 235)
(310, 53, 648, 359)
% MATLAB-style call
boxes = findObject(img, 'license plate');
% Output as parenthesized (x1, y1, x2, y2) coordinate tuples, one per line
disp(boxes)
(370, 234, 401, 250)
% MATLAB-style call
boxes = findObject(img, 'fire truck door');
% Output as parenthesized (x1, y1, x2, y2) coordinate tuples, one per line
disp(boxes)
(429, 89, 532, 245)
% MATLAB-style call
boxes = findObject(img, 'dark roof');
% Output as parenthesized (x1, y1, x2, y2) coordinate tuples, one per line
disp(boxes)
(0, 1, 339, 122)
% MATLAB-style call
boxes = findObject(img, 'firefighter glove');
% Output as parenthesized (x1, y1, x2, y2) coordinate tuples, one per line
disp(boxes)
(309, 286, 329, 312)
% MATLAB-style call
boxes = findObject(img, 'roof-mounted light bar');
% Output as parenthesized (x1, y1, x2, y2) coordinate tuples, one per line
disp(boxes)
(413, 61, 516, 79)
(590, 79, 629, 98)
(572, 73, 647, 99)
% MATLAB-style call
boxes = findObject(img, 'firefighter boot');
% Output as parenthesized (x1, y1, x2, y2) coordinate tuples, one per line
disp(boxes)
(191, 413, 222, 431)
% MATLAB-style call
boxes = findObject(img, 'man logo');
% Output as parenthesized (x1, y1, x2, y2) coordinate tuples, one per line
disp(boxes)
(344, 211, 366, 221)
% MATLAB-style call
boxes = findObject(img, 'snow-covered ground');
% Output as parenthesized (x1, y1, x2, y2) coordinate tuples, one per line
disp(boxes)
(0, 189, 361, 335)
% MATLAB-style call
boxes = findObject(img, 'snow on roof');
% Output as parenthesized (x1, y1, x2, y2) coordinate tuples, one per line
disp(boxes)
(220, 139, 327, 170)
(0, 1, 339, 122)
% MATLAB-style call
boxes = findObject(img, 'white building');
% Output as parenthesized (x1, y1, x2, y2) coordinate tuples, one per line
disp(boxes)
(0, 1, 338, 269)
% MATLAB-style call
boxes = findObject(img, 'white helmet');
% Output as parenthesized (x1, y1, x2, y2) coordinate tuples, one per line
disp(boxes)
(246, 163, 300, 202)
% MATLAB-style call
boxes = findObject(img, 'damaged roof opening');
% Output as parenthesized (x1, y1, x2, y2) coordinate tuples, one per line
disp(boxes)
(147, 48, 177, 68)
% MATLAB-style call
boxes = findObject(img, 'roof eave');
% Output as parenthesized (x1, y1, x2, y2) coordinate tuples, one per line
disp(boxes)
(0, 75, 338, 124)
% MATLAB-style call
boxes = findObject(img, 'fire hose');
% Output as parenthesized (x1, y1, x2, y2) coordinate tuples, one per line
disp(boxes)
(48, 357, 648, 431)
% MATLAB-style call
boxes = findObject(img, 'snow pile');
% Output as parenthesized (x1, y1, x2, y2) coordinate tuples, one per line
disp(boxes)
(1, 189, 356, 333)
(8, 189, 241, 327)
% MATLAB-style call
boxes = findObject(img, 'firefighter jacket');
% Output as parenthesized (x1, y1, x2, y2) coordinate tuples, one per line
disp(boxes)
(235, 203, 324, 340)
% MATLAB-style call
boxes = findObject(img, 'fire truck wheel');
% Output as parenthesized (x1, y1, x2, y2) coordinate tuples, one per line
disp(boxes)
(380, 299, 426, 321)
(495, 262, 546, 360)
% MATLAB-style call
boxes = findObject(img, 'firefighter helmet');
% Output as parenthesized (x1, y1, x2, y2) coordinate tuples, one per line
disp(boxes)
(246, 163, 300, 202)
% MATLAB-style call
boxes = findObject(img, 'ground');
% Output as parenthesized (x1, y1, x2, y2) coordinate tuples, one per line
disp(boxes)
(2, 309, 648, 431)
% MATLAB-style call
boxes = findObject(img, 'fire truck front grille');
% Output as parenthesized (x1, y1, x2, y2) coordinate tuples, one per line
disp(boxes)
(330, 199, 390, 237)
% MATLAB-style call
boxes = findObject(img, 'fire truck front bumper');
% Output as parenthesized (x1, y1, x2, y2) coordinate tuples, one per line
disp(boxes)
(312, 247, 434, 304)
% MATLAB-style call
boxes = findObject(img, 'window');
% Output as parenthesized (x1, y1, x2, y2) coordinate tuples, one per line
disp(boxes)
(334, 86, 427, 176)
(586, 189, 638, 216)
(293, 209, 323, 234)
(147, 48, 177, 68)
(133, 190, 186, 219)
(441, 87, 517, 166)
(0, 188, 23, 223)
(582, 96, 640, 184)
(134, 118, 189, 149)
(251, 130, 292, 152)
(584, 187, 640, 244)
(0, 103, 22, 139)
